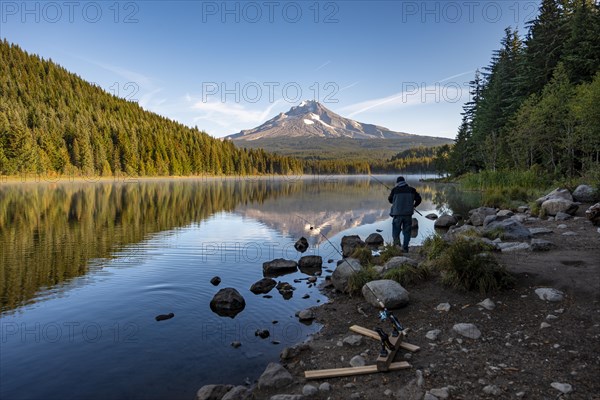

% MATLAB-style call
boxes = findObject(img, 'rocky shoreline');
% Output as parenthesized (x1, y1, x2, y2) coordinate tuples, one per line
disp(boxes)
(196, 186, 600, 400)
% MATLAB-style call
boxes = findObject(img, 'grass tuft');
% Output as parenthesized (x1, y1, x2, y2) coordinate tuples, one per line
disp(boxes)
(347, 266, 379, 295)
(383, 263, 432, 286)
(430, 238, 514, 294)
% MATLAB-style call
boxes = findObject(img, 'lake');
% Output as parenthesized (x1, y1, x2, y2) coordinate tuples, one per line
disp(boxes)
(0, 175, 480, 400)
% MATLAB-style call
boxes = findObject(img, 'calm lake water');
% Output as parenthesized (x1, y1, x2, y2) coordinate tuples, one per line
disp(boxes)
(0, 175, 480, 400)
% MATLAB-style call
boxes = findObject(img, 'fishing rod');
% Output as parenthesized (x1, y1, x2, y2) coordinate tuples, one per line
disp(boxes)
(295, 215, 407, 353)
(368, 175, 424, 217)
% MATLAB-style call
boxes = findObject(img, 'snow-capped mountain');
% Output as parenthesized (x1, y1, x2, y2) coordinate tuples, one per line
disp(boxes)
(227, 100, 413, 140)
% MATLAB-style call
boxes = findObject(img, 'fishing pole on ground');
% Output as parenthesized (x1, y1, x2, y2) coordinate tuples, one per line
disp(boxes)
(368, 175, 424, 217)
(295, 215, 407, 355)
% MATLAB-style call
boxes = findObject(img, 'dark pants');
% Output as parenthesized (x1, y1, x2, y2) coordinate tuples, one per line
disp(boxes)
(392, 215, 412, 251)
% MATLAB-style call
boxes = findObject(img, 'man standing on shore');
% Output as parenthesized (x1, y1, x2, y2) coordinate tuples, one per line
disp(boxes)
(388, 176, 422, 253)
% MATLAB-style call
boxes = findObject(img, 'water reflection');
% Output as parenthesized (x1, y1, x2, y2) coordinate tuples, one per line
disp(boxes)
(0, 176, 468, 313)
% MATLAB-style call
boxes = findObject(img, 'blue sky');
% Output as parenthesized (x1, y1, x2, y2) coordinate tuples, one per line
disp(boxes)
(1, 1, 539, 138)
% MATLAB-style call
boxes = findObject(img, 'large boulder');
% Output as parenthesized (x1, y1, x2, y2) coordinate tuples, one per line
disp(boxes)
(365, 233, 384, 248)
(381, 256, 418, 274)
(468, 207, 497, 226)
(210, 288, 246, 318)
(250, 278, 277, 294)
(434, 214, 458, 229)
(263, 259, 298, 277)
(341, 235, 365, 257)
(257, 363, 294, 390)
(331, 258, 362, 293)
(573, 184, 597, 203)
(586, 203, 600, 226)
(483, 219, 531, 241)
(196, 384, 234, 400)
(536, 188, 573, 205)
(541, 198, 579, 216)
(362, 280, 410, 309)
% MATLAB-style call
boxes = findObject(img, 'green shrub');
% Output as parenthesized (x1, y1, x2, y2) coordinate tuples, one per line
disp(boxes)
(383, 263, 432, 286)
(347, 266, 379, 295)
(421, 234, 449, 260)
(433, 239, 515, 294)
(350, 246, 373, 266)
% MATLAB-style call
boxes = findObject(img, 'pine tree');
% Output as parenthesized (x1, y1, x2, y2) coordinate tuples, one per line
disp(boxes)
(524, 0, 567, 94)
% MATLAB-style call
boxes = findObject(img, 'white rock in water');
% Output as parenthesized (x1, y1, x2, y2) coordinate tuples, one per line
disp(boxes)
(453, 323, 481, 339)
(540, 322, 551, 329)
(436, 302, 451, 312)
(535, 288, 564, 302)
(551, 382, 573, 394)
(478, 298, 496, 310)
(426, 329, 442, 341)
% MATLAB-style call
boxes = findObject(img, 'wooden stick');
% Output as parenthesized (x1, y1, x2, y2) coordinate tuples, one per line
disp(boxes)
(304, 361, 411, 379)
(349, 325, 420, 353)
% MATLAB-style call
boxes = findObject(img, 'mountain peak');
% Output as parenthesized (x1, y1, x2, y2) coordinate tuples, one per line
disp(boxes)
(227, 101, 412, 141)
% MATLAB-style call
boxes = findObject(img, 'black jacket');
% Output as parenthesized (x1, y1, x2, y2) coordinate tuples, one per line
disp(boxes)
(388, 181, 422, 216)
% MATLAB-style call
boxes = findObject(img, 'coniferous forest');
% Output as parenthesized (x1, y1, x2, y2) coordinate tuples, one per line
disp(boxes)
(439, 0, 600, 179)
(0, 40, 305, 177)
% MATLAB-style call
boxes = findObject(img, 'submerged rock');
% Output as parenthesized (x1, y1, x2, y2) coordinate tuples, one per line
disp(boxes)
(298, 255, 323, 272)
(210, 288, 246, 318)
(294, 237, 309, 253)
(155, 313, 174, 321)
(263, 259, 298, 277)
(341, 235, 366, 257)
(250, 278, 277, 294)
(365, 233, 384, 247)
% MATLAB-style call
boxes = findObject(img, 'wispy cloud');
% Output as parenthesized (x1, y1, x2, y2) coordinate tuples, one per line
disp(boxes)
(191, 100, 283, 129)
(339, 74, 471, 117)
(340, 81, 360, 91)
(439, 70, 474, 83)
(315, 60, 331, 71)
